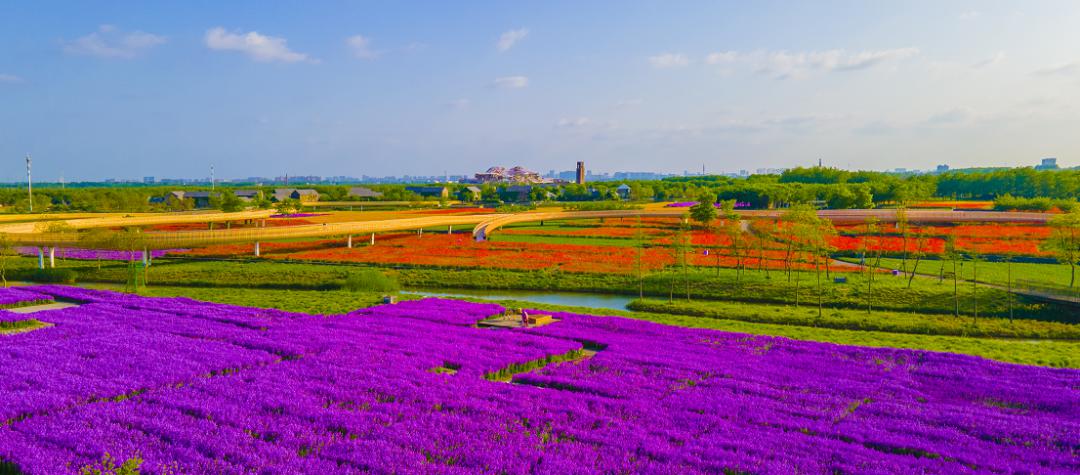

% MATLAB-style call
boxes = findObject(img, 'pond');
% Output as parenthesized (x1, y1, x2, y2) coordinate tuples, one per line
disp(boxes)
(402, 288, 634, 312)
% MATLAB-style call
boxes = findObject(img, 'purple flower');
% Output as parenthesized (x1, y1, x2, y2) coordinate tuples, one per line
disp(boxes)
(0, 287, 1075, 474)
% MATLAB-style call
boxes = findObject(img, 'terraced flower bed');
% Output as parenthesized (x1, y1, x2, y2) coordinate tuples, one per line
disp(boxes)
(0, 286, 1076, 473)
(0, 287, 55, 309)
(184, 232, 850, 273)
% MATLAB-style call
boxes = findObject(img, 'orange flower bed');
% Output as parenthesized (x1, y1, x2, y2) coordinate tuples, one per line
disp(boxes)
(502, 226, 666, 238)
(185, 232, 855, 274)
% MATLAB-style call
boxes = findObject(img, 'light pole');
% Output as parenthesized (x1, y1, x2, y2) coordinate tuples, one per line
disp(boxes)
(25, 154, 32, 212)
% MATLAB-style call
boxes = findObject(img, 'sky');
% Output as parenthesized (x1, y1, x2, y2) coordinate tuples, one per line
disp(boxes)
(1, 0, 1079, 182)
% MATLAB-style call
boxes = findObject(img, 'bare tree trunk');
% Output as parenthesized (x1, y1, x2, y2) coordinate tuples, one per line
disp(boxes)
(907, 254, 921, 288)
(972, 259, 978, 324)
(952, 259, 959, 318)
(1007, 257, 1013, 323)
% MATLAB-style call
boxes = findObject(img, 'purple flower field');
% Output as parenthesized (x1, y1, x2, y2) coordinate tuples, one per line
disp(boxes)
(269, 213, 326, 218)
(665, 201, 751, 208)
(0, 286, 1077, 474)
(14, 247, 184, 261)
(0, 287, 53, 308)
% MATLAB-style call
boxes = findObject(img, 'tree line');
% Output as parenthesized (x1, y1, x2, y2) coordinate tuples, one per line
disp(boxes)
(1, 166, 1077, 213)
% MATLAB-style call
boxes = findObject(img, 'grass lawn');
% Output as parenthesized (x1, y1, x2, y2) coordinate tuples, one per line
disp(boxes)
(844, 256, 1077, 292)
(628, 298, 1080, 339)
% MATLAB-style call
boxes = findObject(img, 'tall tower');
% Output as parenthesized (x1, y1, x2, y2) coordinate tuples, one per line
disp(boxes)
(210, 164, 216, 190)
(575, 161, 586, 185)
(25, 154, 32, 212)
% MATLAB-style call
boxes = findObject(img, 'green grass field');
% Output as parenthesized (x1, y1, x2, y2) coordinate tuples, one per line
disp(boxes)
(843, 256, 1077, 292)
(26, 255, 1067, 320)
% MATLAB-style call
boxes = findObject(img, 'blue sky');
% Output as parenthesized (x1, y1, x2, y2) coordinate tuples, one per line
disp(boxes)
(1, 1, 1079, 181)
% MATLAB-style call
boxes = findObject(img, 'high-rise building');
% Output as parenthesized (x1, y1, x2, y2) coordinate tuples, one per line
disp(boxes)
(575, 161, 586, 185)
(1035, 158, 1059, 170)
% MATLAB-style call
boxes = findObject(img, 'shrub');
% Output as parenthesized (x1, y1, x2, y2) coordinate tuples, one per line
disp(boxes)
(341, 270, 399, 292)
(16, 268, 78, 284)
(562, 201, 642, 211)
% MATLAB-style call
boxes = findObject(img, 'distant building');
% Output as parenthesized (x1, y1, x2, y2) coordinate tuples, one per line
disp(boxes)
(505, 185, 532, 202)
(272, 188, 320, 202)
(406, 186, 449, 199)
(348, 187, 383, 199)
(291, 189, 320, 203)
(613, 171, 671, 180)
(272, 188, 296, 202)
(935, 164, 950, 173)
(615, 184, 631, 200)
(143, 176, 155, 184)
(472, 165, 549, 184)
(168, 191, 220, 208)
(464, 186, 482, 201)
(576, 161, 586, 185)
(233, 190, 261, 202)
(1035, 158, 1059, 170)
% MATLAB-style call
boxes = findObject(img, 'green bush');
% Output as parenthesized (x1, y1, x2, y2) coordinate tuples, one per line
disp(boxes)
(627, 299, 1080, 340)
(342, 270, 399, 292)
(16, 268, 78, 284)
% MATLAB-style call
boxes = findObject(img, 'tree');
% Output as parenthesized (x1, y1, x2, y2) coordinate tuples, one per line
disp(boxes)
(781, 204, 820, 308)
(0, 233, 14, 287)
(79, 228, 116, 270)
(788, 206, 835, 318)
(634, 216, 645, 299)
(896, 206, 910, 273)
(859, 217, 881, 313)
(1043, 208, 1080, 289)
(688, 195, 718, 229)
(720, 200, 746, 282)
(274, 199, 301, 216)
(114, 228, 147, 293)
(907, 229, 929, 289)
(970, 247, 980, 324)
(219, 192, 244, 212)
(944, 234, 960, 318)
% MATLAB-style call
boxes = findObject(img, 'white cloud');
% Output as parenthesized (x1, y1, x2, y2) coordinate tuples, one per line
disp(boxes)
(496, 28, 529, 52)
(615, 98, 643, 109)
(1033, 61, 1079, 76)
(493, 76, 528, 89)
(0, 73, 22, 83)
(649, 53, 690, 68)
(750, 48, 918, 79)
(959, 10, 981, 20)
(971, 51, 1006, 69)
(205, 27, 312, 63)
(346, 35, 379, 59)
(62, 25, 165, 59)
(705, 51, 738, 64)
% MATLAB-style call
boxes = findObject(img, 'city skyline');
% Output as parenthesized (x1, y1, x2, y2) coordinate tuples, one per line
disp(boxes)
(2, 1, 1080, 181)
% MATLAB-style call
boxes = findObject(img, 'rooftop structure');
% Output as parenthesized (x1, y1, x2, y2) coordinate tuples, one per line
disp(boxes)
(472, 165, 551, 184)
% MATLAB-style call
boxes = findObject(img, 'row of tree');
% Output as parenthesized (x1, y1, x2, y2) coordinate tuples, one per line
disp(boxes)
(1, 165, 1078, 213)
